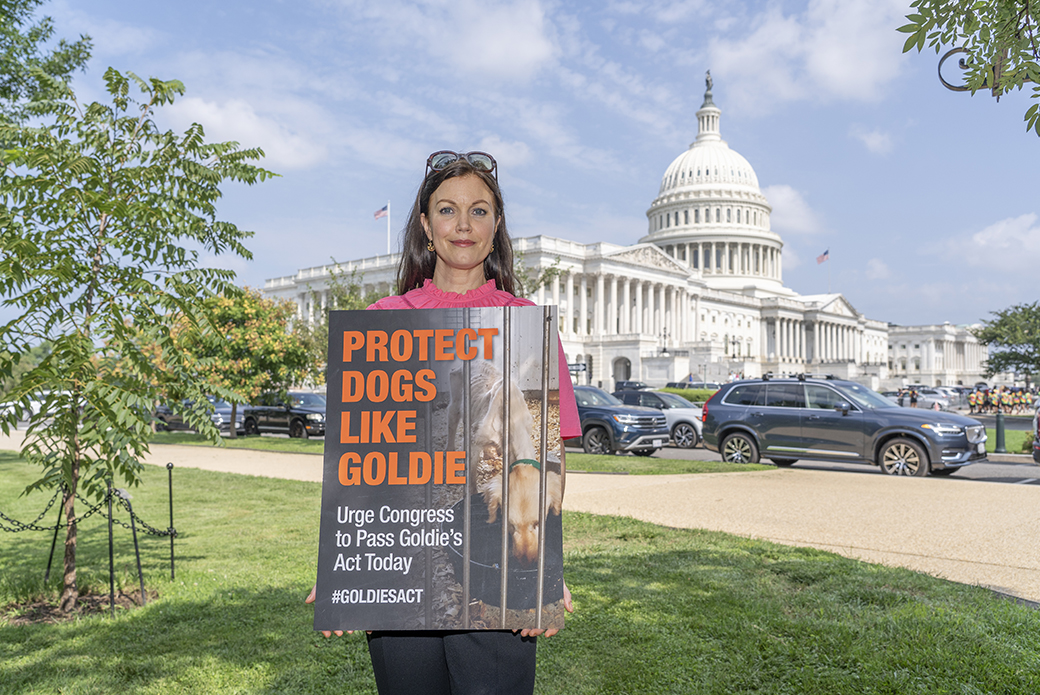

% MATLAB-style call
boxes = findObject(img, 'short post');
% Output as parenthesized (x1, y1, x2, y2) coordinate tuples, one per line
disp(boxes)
(107, 480, 115, 617)
(995, 405, 1007, 454)
(117, 489, 148, 606)
(166, 462, 175, 580)
(44, 492, 62, 583)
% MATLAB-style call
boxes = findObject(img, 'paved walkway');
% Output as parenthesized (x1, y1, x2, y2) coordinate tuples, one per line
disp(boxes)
(3, 431, 1037, 604)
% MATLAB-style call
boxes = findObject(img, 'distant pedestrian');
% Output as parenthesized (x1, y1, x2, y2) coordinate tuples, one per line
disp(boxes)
(909, 389, 918, 408)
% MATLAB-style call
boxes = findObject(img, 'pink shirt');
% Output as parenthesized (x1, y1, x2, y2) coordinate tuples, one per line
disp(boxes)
(368, 279, 581, 439)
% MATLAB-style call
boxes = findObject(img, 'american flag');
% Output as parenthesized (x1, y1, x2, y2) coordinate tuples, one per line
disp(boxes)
(816, 249, 829, 264)
(373, 205, 388, 220)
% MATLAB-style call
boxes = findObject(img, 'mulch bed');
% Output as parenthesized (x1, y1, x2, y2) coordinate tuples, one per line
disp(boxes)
(2, 589, 157, 626)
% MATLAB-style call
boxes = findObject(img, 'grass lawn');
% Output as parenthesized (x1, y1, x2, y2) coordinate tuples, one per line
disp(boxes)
(148, 432, 767, 475)
(985, 428, 1032, 454)
(565, 453, 771, 475)
(2, 452, 1038, 693)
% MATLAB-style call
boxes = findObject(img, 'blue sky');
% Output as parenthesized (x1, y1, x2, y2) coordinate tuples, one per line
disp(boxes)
(46, 0, 1039, 327)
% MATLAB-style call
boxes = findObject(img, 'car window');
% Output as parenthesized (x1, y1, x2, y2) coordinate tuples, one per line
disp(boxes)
(839, 382, 897, 410)
(638, 393, 662, 408)
(575, 388, 622, 407)
(291, 393, 326, 407)
(805, 385, 846, 410)
(617, 392, 639, 405)
(765, 384, 805, 408)
(724, 384, 765, 406)
(657, 392, 694, 408)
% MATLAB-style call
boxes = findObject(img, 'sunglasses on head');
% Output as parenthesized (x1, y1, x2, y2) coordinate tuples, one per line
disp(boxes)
(424, 150, 497, 181)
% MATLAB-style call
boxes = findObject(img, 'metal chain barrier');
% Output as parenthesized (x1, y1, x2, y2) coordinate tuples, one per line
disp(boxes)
(0, 487, 174, 538)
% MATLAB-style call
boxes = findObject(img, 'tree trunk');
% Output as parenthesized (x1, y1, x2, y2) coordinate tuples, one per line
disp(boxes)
(57, 459, 79, 612)
(229, 402, 238, 439)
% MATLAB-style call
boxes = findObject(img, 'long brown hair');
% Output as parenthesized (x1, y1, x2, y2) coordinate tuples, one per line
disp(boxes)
(396, 159, 516, 296)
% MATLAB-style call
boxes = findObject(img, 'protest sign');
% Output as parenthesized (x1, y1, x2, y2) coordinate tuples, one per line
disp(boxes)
(313, 305, 564, 631)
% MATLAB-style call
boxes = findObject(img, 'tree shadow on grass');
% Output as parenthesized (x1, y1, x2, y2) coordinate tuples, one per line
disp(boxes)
(0, 586, 377, 694)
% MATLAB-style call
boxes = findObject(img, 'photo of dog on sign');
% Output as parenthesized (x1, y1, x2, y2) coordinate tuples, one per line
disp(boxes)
(435, 307, 565, 629)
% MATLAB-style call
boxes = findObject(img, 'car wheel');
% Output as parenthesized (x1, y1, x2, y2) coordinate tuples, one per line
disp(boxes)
(289, 419, 308, 439)
(243, 418, 259, 436)
(633, 449, 656, 457)
(582, 427, 613, 455)
(721, 433, 759, 464)
(879, 437, 929, 476)
(770, 458, 797, 467)
(672, 422, 700, 449)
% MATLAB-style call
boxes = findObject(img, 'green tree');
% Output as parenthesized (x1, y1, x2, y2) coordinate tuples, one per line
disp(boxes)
(973, 302, 1040, 384)
(0, 69, 274, 611)
(1, 0, 92, 124)
(295, 261, 388, 386)
(899, 1, 1040, 136)
(180, 288, 310, 436)
(514, 254, 562, 300)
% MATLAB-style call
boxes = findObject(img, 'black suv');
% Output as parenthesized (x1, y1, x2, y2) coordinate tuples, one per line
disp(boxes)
(567, 386, 670, 456)
(243, 391, 327, 438)
(701, 375, 987, 476)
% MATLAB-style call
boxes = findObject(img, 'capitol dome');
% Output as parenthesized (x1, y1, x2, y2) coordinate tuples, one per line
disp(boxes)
(641, 73, 791, 297)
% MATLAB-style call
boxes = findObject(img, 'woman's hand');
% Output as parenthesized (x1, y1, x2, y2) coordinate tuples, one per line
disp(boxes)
(305, 584, 347, 637)
(518, 581, 574, 638)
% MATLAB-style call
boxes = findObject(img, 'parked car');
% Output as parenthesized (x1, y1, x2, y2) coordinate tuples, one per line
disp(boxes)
(613, 390, 703, 448)
(565, 386, 669, 456)
(243, 391, 326, 438)
(673, 381, 721, 390)
(701, 375, 987, 476)
(904, 386, 952, 411)
(155, 396, 244, 434)
(613, 380, 651, 391)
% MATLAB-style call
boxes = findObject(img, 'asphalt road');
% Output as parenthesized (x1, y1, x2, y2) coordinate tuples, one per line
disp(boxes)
(567, 442, 1040, 485)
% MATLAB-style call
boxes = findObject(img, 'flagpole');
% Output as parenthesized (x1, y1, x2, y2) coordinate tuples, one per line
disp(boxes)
(386, 200, 391, 254)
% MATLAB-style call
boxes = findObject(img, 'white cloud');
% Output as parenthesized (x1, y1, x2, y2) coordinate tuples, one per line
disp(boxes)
(477, 136, 532, 169)
(762, 184, 825, 235)
(784, 246, 802, 271)
(167, 97, 327, 170)
(850, 125, 893, 154)
(52, 0, 161, 57)
(333, 0, 557, 82)
(948, 213, 1040, 271)
(865, 258, 891, 279)
(709, 0, 908, 111)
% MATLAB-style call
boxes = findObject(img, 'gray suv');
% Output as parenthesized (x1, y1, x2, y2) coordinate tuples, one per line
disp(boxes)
(701, 375, 987, 476)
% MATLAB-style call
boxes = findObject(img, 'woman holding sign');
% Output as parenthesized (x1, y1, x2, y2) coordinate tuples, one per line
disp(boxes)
(308, 150, 581, 695)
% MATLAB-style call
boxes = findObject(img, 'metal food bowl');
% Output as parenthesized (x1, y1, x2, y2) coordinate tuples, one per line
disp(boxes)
(442, 496, 563, 610)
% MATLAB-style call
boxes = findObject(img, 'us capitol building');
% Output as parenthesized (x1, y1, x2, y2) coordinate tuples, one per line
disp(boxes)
(264, 77, 989, 391)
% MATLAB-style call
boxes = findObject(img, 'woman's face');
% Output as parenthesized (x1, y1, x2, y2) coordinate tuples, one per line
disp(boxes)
(421, 174, 498, 283)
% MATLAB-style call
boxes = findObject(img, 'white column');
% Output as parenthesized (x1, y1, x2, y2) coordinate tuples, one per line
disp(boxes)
(564, 272, 574, 336)
(551, 273, 560, 308)
(599, 272, 607, 335)
(609, 276, 618, 336)
(621, 279, 631, 334)
(634, 282, 643, 336)
(579, 274, 588, 337)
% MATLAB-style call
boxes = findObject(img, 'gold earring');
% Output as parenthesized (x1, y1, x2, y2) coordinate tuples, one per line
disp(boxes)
(490, 242, 495, 252)
(427, 240, 435, 252)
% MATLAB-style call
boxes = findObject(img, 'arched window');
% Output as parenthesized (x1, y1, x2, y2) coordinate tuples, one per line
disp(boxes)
(684, 210, 689, 224)
(726, 208, 732, 222)
(666, 214, 671, 228)
(736, 209, 741, 223)
(715, 208, 721, 223)
(694, 209, 700, 223)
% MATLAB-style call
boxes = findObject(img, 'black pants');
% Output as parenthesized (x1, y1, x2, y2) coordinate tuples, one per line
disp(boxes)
(367, 630, 537, 695)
